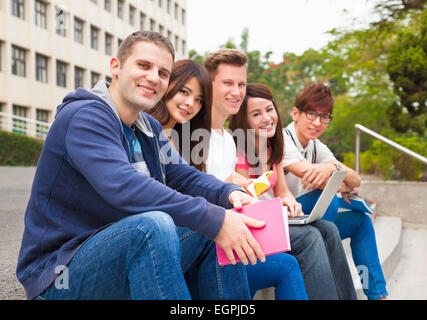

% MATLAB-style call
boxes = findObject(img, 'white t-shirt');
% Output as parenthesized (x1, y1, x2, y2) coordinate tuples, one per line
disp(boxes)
(283, 122, 335, 197)
(206, 129, 237, 181)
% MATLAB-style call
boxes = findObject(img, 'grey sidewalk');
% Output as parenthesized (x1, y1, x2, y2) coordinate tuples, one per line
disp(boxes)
(0, 166, 35, 300)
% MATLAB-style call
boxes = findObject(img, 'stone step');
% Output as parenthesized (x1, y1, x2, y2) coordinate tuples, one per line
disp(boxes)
(342, 215, 402, 300)
(254, 215, 402, 300)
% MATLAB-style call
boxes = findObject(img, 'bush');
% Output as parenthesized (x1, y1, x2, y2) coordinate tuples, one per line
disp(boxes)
(344, 133, 427, 181)
(0, 130, 43, 166)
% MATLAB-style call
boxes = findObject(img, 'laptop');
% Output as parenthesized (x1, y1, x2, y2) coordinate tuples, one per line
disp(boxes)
(288, 170, 347, 225)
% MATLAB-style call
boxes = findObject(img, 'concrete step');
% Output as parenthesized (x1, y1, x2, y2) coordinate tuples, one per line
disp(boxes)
(254, 215, 402, 300)
(342, 215, 402, 300)
(386, 224, 427, 300)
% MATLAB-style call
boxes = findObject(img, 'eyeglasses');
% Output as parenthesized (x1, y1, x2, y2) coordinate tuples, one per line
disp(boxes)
(296, 106, 333, 125)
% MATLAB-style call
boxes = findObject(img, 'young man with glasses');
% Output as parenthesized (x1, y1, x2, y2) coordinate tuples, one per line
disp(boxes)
(283, 83, 388, 300)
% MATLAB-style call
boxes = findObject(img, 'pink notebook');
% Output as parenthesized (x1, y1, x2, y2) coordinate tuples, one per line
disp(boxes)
(216, 197, 291, 266)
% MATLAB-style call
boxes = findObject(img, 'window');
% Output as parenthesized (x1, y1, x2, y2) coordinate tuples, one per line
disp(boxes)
(167, 0, 171, 14)
(36, 109, 49, 138)
(90, 25, 99, 50)
(34, 0, 47, 29)
(158, 0, 162, 8)
(74, 17, 84, 44)
(91, 71, 100, 88)
(105, 33, 112, 56)
(181, 8, 186, 25)
(74, 66, 84, 89)
(117, 0, 124, 19)
(55, 6, 67, 36)
(11, 0, 25, 19)
(12, 105, 27, 135)
(174, 3, 178, 20)
(105, 76, 112, 84)
(89, 0, 97, 4)
(150, 19, 155, 31)
(12, 45, 26, 77)
(182, 39, 186, 56)
(104, 0, 111, 12)
(129, 5, 135, 25)
(56, 60, 67, 88)
(35, 53, 48, 83)
(175, 35, 179, 54)
(118, 38, 123, 49)
(159, 24, 164, 35)
(139, 12, 146, 30)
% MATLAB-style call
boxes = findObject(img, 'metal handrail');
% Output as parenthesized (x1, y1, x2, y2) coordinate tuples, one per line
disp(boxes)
(355, 124, 427, 174)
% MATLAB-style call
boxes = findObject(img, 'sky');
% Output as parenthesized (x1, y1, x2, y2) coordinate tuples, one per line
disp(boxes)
(186, 0, 380, 62)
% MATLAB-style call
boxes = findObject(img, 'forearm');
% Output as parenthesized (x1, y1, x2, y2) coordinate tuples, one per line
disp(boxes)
(327, 160, 361, 188)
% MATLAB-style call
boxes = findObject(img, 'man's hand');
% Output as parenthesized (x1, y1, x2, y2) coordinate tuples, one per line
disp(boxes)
(214, 210, 266, 265)
(340, 186, 359, 205)
(228, 190, 258, 210)
(300, 163, 336, 191)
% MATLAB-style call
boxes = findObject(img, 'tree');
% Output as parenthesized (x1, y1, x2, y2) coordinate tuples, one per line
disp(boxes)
(386, 8, 427, 135)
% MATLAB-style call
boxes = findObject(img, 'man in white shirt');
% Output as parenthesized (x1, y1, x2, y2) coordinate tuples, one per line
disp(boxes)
(203, 49, 357, 300)
(283, 82, 388, 300)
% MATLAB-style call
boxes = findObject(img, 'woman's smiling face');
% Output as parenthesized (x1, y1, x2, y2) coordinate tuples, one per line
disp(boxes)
(166, 77, 203, 124)
(246, 97, 278, 139)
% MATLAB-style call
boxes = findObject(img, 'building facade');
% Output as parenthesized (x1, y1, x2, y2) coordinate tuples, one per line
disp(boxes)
(0, 0, 187, 137)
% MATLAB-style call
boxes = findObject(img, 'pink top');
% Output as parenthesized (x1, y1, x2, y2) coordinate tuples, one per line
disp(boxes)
(235, 152, 278, 190)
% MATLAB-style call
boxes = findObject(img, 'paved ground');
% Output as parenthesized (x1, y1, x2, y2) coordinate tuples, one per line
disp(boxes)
(1, 166, 426, 300)
(0, 166, 35, 300)
(387, 224, 427, 300)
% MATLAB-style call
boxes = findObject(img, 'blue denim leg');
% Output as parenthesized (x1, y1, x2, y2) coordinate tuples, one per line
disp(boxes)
(333, 211, 388, 300)
(310, 220, 357, 300)
(245, 253, 308, 300)
(177, 227, 251, 300)
(37, 211, 191, 300)
(297, 189, 339, 222)
(287, 224, 339, 300)
(299, 190, 388, 300)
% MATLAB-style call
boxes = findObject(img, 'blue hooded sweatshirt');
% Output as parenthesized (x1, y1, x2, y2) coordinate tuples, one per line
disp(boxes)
(16, 81, 241, 299)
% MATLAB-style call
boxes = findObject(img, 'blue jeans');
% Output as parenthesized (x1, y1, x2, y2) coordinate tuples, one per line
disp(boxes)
(298, 190, 388, 300)
(245, 253, 308, 300)
(35, 211, 251, 300)
(288, 220, 357, 300)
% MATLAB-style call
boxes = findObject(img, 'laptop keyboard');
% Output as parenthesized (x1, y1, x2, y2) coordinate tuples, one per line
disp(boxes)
(289, 215, 309, 220)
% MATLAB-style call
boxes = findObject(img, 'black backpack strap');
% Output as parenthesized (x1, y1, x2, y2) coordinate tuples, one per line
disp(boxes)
(283, 128, 318, 176)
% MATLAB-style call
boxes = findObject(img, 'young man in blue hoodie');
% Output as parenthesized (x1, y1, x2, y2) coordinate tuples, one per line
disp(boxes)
(16, 31, 266, 300)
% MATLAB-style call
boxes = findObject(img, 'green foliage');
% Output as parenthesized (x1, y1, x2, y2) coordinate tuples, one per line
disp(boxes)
(0, 130, 43, 166)
(372, 132, 427, 180)
(343, 133, 427, 180)
(188, 4, 427, 180)
(386, 8, 427, 134)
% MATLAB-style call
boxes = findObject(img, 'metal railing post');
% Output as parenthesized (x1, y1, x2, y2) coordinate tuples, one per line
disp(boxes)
(355, 126, 360, 174)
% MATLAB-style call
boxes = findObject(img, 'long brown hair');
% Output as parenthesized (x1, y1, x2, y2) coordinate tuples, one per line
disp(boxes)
(229, 83, 284, 168)
(148, 59, 212, 172)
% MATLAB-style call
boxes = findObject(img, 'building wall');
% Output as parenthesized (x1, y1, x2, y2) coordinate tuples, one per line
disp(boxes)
(0, 0, 187, 131)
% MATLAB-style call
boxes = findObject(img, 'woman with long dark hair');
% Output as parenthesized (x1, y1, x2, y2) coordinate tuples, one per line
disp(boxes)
(148, 59, 212, 172)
